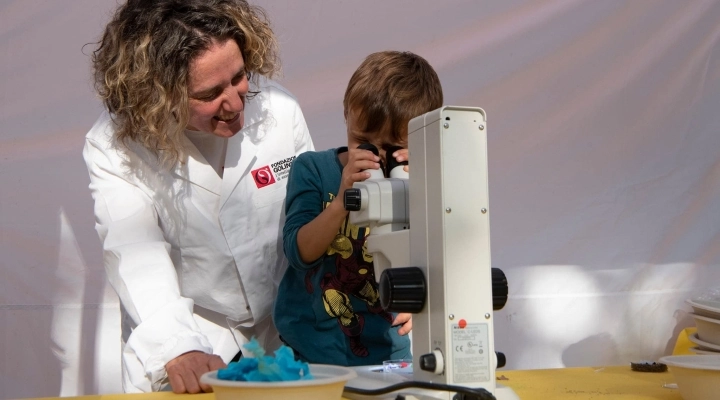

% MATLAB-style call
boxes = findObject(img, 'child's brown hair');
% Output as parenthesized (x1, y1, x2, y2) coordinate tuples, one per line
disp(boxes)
(343, 51, 443, 144)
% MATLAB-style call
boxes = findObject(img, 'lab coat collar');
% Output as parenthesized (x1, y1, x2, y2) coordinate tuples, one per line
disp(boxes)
(174, 135, 223, 196)
(219, 81, 266, 209)
(220, 132, 257, 209)
(241, 79, 265, 130)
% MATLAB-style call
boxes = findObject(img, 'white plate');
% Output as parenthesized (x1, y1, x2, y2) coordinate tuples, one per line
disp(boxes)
(659, 354, 720, 370)
(686, 299, 720, 320)
(689, 332, 720, 352)
(691, 297, 720, 308)
(690, 346, 720, 355)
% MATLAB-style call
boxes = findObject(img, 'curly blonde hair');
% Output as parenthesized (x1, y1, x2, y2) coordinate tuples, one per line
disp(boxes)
(93, 0, 280, 166)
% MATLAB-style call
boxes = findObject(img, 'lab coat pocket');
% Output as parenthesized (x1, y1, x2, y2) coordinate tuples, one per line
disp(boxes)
(252, 185, 286, 209)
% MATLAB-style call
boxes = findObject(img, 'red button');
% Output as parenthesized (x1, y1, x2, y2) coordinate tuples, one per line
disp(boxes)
(459, 319, 467, 329)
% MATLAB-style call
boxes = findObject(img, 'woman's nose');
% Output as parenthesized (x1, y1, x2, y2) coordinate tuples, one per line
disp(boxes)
(224, 87, 244, 112)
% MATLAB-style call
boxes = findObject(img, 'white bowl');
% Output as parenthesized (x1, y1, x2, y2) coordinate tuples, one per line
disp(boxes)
(659, 355, 720, 400)
(686, 299, 720, 320)
(200, 364, 356, 400)
(691, 313, 720, 346)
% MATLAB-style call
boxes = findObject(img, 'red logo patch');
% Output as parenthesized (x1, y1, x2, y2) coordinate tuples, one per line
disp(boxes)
(252, 166, 276, 188)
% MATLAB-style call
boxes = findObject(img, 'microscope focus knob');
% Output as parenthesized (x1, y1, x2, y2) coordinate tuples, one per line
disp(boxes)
(419, 349, 444, 374)
(344, 188, 362, 211)
(379, 267, 426, 313)
(496, 351, 507, 368)
(492, 268, 509, 311)
(420, 353, 436, 372)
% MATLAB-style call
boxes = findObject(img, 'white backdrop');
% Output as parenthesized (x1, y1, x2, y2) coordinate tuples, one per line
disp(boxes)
(2, 0, 719, 398)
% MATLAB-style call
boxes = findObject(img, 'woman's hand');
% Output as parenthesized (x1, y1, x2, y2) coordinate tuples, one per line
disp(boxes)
(166, 351, 226, 394)
(392, 313, 413, 335)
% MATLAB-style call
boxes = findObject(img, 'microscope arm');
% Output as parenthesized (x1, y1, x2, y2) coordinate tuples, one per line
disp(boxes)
(344, 106, 516, 400)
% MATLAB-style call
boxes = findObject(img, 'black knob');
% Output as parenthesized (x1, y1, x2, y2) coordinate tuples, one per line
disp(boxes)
(419, 353, 436, 372)
(492, 268, 508, 311)
(496, 351, 506, 368)
(379, 267, 426, 313)
(344, 188, 362, 211)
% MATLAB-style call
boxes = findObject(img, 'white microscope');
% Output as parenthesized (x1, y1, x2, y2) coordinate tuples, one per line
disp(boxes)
(341, 106, 519, 400)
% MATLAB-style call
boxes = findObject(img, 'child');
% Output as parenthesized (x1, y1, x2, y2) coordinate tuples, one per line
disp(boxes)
(274, 51, 443, 366)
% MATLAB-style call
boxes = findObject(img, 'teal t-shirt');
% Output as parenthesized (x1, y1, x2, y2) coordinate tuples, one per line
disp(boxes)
(274, 147, 411, 366)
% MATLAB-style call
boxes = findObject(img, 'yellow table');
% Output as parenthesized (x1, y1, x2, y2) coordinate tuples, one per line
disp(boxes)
(30, 329, 697, 400)
(500, 365, 680, 399)
(495, 327, 695, 400)
(671, 327, 696, 356)
(29, 366, 682, 400)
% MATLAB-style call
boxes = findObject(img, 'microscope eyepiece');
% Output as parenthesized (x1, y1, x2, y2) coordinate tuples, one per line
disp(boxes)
(385, 145, 408, 179)
(356, 143, 385, 179)
(357, 143, 379, 156)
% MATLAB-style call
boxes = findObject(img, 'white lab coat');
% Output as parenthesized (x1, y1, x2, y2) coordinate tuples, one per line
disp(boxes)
(83, 79, 314, 392)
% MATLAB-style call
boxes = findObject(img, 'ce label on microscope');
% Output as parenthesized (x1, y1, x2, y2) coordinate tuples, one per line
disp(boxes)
(451, 322, 491, 383)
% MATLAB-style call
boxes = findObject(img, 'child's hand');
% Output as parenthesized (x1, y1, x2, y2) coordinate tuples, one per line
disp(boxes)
(392, 313, 412, 335)
(391, 148, 410, 173)
(339, 147, 381, 196)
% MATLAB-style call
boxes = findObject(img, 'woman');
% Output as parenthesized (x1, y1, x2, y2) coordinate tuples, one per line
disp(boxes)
(83, 0, 313, 393)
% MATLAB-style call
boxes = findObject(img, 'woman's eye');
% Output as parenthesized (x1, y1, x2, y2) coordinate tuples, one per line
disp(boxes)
(193, 91, 220, 102)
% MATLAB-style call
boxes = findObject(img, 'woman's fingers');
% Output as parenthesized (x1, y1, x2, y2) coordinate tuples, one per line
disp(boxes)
(166, 351, 226, 394)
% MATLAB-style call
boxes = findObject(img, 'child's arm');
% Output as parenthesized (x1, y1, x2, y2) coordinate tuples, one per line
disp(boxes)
(295, 148, 381, 263)
(295, 194, 349, 263)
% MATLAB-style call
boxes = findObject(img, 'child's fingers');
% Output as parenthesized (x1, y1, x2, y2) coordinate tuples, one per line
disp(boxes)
(351, 159, 381, 172)
(349, 148, 380, 163)
(392, 313, 411, 325)
(392, 148, 409, 162)
(346, 151, 380, 176)
(341, 171, 372, 189)
(392, 313, 413, 335)
(349, 171, 371, 182)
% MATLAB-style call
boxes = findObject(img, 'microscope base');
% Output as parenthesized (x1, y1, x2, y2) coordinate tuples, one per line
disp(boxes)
(343, 365, 520, 400)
